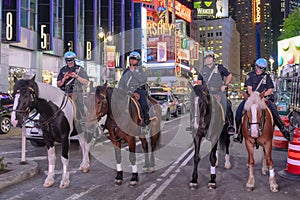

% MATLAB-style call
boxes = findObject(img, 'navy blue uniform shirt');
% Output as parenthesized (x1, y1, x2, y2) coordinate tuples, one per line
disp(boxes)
(197, 64, 230, 85)
(245, 71, 274, 93)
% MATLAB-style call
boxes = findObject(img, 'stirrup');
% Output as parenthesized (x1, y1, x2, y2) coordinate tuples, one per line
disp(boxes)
(227, 126, 235, 135)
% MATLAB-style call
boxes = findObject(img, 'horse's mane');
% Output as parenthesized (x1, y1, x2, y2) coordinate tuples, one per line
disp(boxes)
(193, 85, 210, 102)
(244, 91, 266, 111)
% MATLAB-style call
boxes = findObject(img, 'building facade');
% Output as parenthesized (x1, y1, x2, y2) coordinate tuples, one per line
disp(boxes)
(194, 17, 240, 85)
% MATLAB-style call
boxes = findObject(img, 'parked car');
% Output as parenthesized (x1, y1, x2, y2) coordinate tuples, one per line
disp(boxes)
(150, 92, 178, 121)
(228, 90, 242, 100)
(174, 93, 190, 114)
(25, 111, 79, 147)
(0, 92, 13, 134)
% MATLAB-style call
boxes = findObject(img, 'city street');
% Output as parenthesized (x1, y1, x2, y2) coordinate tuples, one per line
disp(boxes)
(0, 100, 299, 199)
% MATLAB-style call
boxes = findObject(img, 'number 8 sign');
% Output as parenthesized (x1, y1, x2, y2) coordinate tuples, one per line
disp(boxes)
(2, 0, 20, 43)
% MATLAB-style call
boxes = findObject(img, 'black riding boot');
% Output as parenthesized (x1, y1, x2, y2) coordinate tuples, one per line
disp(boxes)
(226, 102, 235, 134)
(273, 114, 293, 141)
(233, 121, 243, 143)
(144, 110, 150, 126)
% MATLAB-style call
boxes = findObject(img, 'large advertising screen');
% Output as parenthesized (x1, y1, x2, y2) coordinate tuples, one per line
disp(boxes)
(194, 0, 228, 18)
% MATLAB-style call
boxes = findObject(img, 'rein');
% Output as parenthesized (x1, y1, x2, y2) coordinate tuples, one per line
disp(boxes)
(39, 93, 69, 127)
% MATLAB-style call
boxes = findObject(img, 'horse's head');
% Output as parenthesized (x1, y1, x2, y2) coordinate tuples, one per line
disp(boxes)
(11, 75, 38, 127)
(95, 83, 109, 120)
(243, 91, 266, 138)
(193, 85, 210, 114)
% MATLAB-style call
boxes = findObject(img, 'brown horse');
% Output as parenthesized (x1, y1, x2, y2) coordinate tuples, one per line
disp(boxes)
(242, 91, 279, 192)
(87, 83, 161, 186)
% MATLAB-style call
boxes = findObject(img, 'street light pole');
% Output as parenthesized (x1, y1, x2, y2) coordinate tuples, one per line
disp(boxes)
(98, 27, 112, 84)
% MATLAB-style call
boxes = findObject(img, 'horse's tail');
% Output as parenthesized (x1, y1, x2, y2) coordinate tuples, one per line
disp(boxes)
(218, 123, 229, 151)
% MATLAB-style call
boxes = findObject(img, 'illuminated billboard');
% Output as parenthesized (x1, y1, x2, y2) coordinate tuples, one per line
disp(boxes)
(194, 0, 228, 18)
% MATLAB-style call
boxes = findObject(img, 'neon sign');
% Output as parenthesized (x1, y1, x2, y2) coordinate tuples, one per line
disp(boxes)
(159, 0, 192, 23)
(147, 21, 175, 36)
(253, 0, 261, 23)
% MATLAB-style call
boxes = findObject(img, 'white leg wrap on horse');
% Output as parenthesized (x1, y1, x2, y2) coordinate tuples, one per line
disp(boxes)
(61, 156, 69, 174)
(49, 165, 55, 173)
(48, 147, 56, 165)
(210, 166, 216, 174)
(116, 164, 122, 172)
(132, 165, 138, 173)
(269, 168, 275, 177)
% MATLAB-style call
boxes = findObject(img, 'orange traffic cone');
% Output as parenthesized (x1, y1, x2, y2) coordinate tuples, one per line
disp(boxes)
(278, 128, 300, 181)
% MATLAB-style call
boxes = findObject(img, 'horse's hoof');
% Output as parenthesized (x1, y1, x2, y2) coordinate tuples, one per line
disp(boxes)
(143, 167, 155, 173)
(115, 179, 123, 185)
(207, 182, 217, 189)
(270, 185, 279, 193)
(43, 181, 55, 188)
(224, 162, 232, 169)
(81, 167, 90, 173)
(59, 181, 70, 189)
(189, 182, 198, 190)
(246, 186, 254, 191)
(129, 180, 138, 187)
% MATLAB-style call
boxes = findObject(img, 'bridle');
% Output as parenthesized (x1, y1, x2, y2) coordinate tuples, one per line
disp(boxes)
(96, 90, 108, 120)
(12, 86, 37, 121)
(244, 108, 266, 138)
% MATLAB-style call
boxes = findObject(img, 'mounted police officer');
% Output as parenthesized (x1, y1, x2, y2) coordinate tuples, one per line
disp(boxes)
(187, 50, 235, 134)
(118, 51, 149, 126)
(234, 58, 294, 143)
(57, 51, 89, 120)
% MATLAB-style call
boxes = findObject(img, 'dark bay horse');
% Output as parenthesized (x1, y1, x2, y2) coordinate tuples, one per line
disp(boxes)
(242, 91, 278, 192)
(189, 85, 227, 190)
(89, 83, 161, 186)
(10, 76, 90, 188)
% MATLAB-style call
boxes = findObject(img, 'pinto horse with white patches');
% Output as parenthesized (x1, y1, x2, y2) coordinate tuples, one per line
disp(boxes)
(11, 76, 90, 188)
(242, 91, 279, 192)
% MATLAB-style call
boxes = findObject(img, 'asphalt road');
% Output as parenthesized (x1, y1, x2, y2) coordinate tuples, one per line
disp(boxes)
(0, 100, 299, 199)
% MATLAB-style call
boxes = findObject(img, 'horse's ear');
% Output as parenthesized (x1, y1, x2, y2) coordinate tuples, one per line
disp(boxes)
(31, 74, 36, 81)
(13, 76, 18, 83)
(260, 90, 266, 99)
(242, 91, 249, 99)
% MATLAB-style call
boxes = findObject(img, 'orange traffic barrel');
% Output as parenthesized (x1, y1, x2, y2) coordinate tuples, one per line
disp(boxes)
(278, 128, 300, 181)
(292, 128, 300, 143)
(286, 141, 300, 175)
(272, 127, 288, 150)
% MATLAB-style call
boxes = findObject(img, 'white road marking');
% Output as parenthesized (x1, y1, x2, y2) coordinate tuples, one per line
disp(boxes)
(136, 146, 194, 200)
(65, 185, 100, 200)
(147, 151, 194, 200)
(6, 186, 40, 200)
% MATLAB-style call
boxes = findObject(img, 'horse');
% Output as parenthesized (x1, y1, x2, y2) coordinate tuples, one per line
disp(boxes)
(189, 85, 227, 190)
(10, 76, 91, 188)
(89, 82, 161, 186)
(242, 91, 279, 192)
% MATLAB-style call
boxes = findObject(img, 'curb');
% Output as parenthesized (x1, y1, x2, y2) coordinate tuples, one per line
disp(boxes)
(0, 158, 38, 190)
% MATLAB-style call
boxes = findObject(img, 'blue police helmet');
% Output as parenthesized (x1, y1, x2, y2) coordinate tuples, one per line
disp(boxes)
(255, 58, 268, 69)
(64, 51, 76, 60)
(204, 50, 215, 59)
(129, 51, 141, 60)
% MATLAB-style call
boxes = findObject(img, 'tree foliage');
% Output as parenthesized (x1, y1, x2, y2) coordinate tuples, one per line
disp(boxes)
(279, 7, 300, 40)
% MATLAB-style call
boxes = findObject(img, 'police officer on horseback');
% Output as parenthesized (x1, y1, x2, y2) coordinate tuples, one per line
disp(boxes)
(234, 58, 294, 143)
(187, 50, 235, 133)
(118, 51, 149, 126)
(57, 51, 89, 120)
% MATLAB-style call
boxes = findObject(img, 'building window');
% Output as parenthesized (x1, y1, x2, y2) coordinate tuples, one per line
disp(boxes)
(53, 0, 64, 39)
(21, 0, 37, 30)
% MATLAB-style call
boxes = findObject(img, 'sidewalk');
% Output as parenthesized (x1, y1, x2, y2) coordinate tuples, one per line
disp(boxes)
(0, 158, 38, 190)
(0, 128, 39, 190)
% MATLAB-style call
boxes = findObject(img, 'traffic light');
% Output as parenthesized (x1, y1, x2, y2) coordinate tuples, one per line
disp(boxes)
(175, 65, 181, 76)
